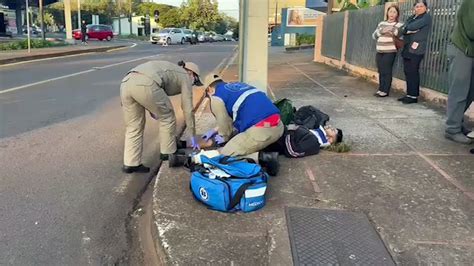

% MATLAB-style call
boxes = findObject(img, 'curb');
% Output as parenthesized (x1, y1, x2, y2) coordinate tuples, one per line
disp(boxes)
(150, 47, 238, 264)
(0, 45, 127, 65)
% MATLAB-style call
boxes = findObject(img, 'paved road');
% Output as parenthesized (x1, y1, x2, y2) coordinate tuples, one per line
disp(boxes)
(0, 41, 236, 264)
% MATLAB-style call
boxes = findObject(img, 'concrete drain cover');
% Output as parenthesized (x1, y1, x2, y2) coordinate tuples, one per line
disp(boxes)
(286, 207, 395, 266)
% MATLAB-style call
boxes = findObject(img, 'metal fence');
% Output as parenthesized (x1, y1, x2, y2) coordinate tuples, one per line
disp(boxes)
(325, 0, 460, 94)
(321, 12, 345, 60)
(346, 6, 385, 71)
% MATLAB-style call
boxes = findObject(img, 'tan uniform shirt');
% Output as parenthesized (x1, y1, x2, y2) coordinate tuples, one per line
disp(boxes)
(129, 61, 195, 136)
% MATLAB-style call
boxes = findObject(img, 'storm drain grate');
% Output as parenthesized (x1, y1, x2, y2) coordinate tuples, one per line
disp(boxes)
(286, 207, 395, 266)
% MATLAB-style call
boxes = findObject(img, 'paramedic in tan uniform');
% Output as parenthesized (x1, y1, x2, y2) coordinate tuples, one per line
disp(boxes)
(120, 61, 202, 173)
(200, 73, 283, 176)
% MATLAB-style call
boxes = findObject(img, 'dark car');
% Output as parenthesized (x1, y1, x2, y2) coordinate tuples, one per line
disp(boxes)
(73, 24, 113, 41)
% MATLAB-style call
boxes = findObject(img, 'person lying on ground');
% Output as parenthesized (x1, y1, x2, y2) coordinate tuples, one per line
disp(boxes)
(265, 124, 343, 158)
(181, 73, 284, 176)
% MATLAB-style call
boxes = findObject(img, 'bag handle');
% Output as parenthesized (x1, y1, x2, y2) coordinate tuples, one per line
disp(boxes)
(228, 183, 253, 210)
(219, 156, 256, 165)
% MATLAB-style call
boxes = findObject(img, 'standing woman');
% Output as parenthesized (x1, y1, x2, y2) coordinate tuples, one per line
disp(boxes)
(372, 4, 403, 97)
(398, 0, 432, 104)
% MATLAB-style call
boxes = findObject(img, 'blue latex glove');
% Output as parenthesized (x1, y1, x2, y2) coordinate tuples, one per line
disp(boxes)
(214, 134, 225, 145)
(190, 136, 200, 150)
(202, 128, 218, 141)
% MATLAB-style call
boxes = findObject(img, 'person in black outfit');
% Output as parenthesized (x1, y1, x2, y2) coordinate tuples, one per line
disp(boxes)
(398, 0, 432, 104)
(81, 20, 88, 44)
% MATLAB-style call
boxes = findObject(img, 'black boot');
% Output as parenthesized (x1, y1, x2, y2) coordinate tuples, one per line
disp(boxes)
(122, 164, 150, 174)
(258, 152, 280, 176)
(168, 150, 189, 168)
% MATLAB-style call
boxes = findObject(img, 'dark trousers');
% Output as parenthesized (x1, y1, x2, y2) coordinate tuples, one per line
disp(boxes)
(81, 32, 87, 42)
(376, 52, 397, 94)
(403, 55, 424, 97)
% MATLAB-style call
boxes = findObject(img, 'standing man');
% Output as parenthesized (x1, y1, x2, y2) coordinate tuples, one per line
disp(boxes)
(200, 73, 284, 176)
(81, 20, 88, 45)
(445, 0, 474, 144)
(120, 61, 202, 173)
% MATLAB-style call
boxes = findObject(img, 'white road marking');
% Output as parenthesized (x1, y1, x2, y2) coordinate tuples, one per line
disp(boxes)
(0, 52, 98, 68)
(0, 54, 158, 95)
(0, 42, 138, 68)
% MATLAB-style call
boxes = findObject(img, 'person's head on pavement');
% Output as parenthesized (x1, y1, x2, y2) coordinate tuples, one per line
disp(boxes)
(323, 125, 343, 145)
(204, 72, 224, 96)
(178, 61, 203, 86)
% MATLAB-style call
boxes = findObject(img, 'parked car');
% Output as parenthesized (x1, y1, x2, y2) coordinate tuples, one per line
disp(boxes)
(210, 34, 225, 42)
(197, 32, 210, 42)
(22, 25, 42, 35)
(183, 29, 193, 43)
(150, 28, 186, 45)
(73, 24, 113, 41)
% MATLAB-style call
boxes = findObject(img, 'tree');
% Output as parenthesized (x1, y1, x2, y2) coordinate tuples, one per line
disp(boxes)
(180, 0, 220, 30)
(159, 7, 184, 28)
(135, 2, 174, 17)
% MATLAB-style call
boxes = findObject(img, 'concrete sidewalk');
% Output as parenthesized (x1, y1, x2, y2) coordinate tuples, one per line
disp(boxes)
(151, 48, 474, 265)
(0, 43, 127, 65)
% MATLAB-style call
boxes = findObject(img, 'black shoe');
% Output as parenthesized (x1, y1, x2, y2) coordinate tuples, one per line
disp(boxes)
(160, 153, 169, 161)
(470, 148, 474, 154)
(122, 164, 150, 174)
(402, 97, 418, 104)
(168, 150, 189, 168)
(176, 140, 187, 149)
(258, 152, 280, 176)
(398, 96, 408, 101)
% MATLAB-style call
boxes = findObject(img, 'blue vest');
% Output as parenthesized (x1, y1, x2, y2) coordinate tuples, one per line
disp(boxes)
(214, 82, 280, 132)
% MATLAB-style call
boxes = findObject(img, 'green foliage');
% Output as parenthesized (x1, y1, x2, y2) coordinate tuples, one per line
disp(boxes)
(296, 34, 315, 46)
(180, 0, 220, 30)
(336, 0, 382, 11)
(0, 40, 67, 51)
(159, 8, 184, 28)
(325, 142, 352, 153)
(134, 2, 174, 17)
(45, 0, 235, 34)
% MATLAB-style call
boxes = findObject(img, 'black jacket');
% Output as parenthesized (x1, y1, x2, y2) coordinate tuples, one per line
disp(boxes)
(401, 12, 432, 58)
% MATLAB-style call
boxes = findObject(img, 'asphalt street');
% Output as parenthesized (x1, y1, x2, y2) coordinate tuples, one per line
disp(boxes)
(0, 41, 236, 264)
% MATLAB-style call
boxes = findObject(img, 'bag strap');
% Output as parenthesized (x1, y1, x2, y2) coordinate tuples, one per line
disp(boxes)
(228, 183, 253, 210)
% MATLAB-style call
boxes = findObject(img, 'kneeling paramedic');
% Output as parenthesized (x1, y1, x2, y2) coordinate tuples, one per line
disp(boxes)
(199, 73, 284, 176)
(120, 60, 202, 173)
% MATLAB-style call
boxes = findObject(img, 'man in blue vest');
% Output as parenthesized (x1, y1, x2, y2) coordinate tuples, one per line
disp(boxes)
(200, 73, 284, 176)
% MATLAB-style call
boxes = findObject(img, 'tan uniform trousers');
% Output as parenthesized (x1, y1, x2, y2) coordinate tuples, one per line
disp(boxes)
(120, 73, 177, 166)
(220, 121, 284, 162)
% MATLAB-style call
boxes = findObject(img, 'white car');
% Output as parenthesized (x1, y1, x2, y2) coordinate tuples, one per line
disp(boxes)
(150, 28, 186, 45)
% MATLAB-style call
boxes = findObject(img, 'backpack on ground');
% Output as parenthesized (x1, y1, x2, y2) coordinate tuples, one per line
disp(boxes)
(294, 105, 329, 129)
(190, 155, 268, 213)
(274, 98, 296, 125)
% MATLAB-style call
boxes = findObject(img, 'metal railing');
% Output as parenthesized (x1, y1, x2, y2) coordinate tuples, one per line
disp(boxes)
(324, 0, 461, 94)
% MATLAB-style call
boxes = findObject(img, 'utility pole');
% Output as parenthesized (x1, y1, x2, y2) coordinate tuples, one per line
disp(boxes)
(274, 0, 278, 26)
(239, 0, 269, 92)
(117, 0, 122, 35)
(64, 0, 73, 43)
(25, 0, 31, 52)
(77, 0, 81, 29)
(39, 0, 45, 40)
(129, 0, 133, 35)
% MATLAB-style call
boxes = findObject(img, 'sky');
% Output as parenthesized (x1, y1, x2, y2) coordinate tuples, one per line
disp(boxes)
(153, 0, 239, 19)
